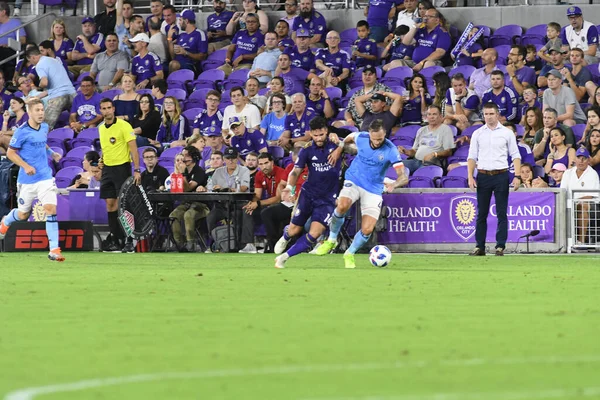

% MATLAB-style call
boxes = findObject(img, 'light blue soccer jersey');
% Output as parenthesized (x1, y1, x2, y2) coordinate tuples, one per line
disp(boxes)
(345, 132, 403, 194)
(9, 122, 53, 185)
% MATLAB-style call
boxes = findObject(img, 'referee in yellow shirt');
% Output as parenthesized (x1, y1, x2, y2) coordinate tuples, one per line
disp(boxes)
(98, 98, 141, 253)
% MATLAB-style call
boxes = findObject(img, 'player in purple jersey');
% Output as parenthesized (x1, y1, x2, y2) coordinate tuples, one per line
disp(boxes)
(274, 116, 343, 268)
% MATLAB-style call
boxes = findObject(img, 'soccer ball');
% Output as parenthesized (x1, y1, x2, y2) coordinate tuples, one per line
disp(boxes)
(369, 245, 392, 268)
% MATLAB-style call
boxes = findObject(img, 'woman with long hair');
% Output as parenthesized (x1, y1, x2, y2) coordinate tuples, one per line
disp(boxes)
(226, 0, 269, 35)
(67, 151, 102, 189)
(152, 96, 191, 150)
(522, 107, 543, 149)
(0, 97, 28, 151)
(544, 126, 576, 175)
(580, 106, 600, 145)
(592, 86, 600, 108)
(432, 71, 450, 115)
(131, 94, 161, 147)
(50, 19, 74, 64)
(400, 73, 430, 126)
(519, 163, 535, 188)
(585, 128, 600, 175)
(113, 73, 141, 123)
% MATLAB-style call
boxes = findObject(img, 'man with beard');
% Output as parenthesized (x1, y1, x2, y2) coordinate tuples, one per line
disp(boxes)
(219, 13, 264, 77)
(275, 52, 317, 96)
(93, 0, 117, 37)
(207, 0, 234, 53)
(505, 45, 536, 97)
(168, 10, 208, 74)
(245, 152, 259, 190)
(291, 0, 327, 46)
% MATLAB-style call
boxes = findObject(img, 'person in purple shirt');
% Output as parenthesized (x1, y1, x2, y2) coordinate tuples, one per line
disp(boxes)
(306, 77, 335, 119)
(275, 53, 317, 96)
(400, 9, 450, 72)
(280, 93, 315, 149)
(68, 17, 105, 79)
(291, 0, 327, 45)
(207, 0, 234, 53)
(315, 31, 351, 89)
(229, 116, 267, 161)
(505, 45, 536, 97)
(353, 21, 378, 69)
(219, 13, 264, 77)
(365, 0, 398, 43)
(168, 10, 208, 75)
(400, 73, 431, 125)
(0, 72, 14, 107)
(481, 70, 518, 123)
(275, 20, 294, 51)
(49, 19, 75, 65)
(284, 28, 315, 72)
(192, 90, 224, 137)
(273, 116, 344, 268)
(381, 25, 414, 73)
(154, 97, 191, 150)
(131, 33, 164, 89)
(0, 4, 26, 80)
(69, 76, 102, 132)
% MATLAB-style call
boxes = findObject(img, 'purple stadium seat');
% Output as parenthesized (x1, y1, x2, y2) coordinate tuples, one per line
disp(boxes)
(447, 124, 458, 137)
(494, 45, 512, 66)
(182, 108, 204, 123)
(382, 66, 413, 87)
(70, 127, 99, 149)
(186, 88, 212, 109)
(47, 127, 75, 153)
(421, 66, 445, 85)
(489, 25, 523, 47)
(571, 124, 587, 143)
(192, 69, 225, 90)
(76, 71, 91, 84)
(453, 145, 470, 158)
(440, 176, 468, 188)
(268, 145, 285, 160)
(59, 147, 89, 169)
(413, 165, 443, 181)
(587, 64, 600, 85)
(448, 65, 476, 82)
(158, 158, 174, 169)
(515, 124, 525, 136)
(223, 69, 250, 90)
(55, 110, 70, 128)
(396, 125, 420, 140)
(160, 146, 184, 160)
(49, 147, 64, 157)
(447, 165, 470, 178)
(55, 166, 83, 188)
(136, 89, 153, 96)
(165, 88, 187, 101)
(325, 87, 342, 102)
(167, 69, 195, 91)
(340, 28, 357, 43)
(446, 155, 467, 165)
(391, 136, 413, 148)
(101, 88, 124, 100)
(533, 165, 545, 179)
(461, 125, 479, 138)
(521, 24, 547, 46)
(201, 48, 227, 71)
(407, 176, 434, 188)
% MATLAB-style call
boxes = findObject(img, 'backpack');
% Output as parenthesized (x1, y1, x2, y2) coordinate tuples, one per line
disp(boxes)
(211, 225, 238, 252)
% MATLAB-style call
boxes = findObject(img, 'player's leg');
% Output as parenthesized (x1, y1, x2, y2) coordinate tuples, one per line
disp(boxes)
(0, 184, 33, 239)
(274, 192, 310, 254)
(344, 189, 382, 268)
(37, 179, 65, 261)
(315, 181, 359, 255)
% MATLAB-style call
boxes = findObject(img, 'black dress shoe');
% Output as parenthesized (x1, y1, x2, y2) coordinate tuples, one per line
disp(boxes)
(495, 247, 504, 256)
(469, 247, 485, 256)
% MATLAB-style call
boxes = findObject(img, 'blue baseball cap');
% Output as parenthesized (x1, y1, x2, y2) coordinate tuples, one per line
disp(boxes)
(576, 147, 590, 158)
(81, 17, 95, 24)
(567, 6, 582, 16)
(181, 9, 196, 22)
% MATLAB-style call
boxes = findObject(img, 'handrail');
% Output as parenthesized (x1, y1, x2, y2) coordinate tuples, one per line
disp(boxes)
(0, 12, 57, 68)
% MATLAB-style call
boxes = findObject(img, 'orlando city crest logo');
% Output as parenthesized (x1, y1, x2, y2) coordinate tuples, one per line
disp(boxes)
(449, 195, 476, 241)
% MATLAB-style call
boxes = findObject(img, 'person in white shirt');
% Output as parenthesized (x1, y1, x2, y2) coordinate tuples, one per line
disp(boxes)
(560, 6, 599, 65)
(560, 147, 600, 246)
(395, 0, 419, 29)
(148, 16, 169, 66)
(467, 102, 521, 257)
(221, 86, 262, 140)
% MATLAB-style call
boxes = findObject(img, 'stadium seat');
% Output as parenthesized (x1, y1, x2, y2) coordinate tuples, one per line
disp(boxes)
(396, 125, 420, 140)
(136, 89, 153, 96)
(447, 165, 471, 179)
(192, 69, 225, 90)
(158, 158, 175, 169)
(448, 124, 458, 137)
(477, 25, 491, 48)
(461, 125, 479, 138)
(47, 127, 75, 153)
(448, 65, 476, 82)
(182, 108, 204, 123)
(101, 88, 124, 99)
(587, 64, 600, 85)
(453, 145, 470, 158)
(420, 66, 445, 84)
(407, 176, 434, 188)
(413, 165, 443, 181)
(340, 28, 357, 43)
(489, 24, 523, 47)
(521, 24, 547, 46)
(533, 165, 545, 179)
(494, 45, 512, 66)
(186, 88, 212, 109)
(391, 136, 413, 148)
(49, 147, 64, 157)
(223, 69, 250, 90)
(59, 147, 89, 169)
(201, 48, 227, 71)
(446, 155, 467, 165)
(515, 124, 525, 136)
(571, 124, 587, 143)
(167, 69, 195, 92)
(268, 145, 285, 161)
(55, 166, 83, 188)
(70, 127, 99, 149)
(165, 88, 187, 102)
(440, 176, 468, 188)
(56, 110, 70, 128)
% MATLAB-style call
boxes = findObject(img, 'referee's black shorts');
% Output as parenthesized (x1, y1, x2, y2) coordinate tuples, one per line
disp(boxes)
(100, 162, 131, 199)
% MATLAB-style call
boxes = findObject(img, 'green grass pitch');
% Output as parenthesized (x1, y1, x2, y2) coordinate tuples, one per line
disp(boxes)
(1, 252, 599, 400)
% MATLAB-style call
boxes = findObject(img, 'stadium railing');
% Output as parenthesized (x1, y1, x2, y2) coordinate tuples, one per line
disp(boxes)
(568, 191, 600, 253)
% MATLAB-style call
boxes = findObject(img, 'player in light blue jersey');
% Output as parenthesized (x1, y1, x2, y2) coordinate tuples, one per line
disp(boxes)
(316, 119, 407, 268)
(0, 99, 65, 262)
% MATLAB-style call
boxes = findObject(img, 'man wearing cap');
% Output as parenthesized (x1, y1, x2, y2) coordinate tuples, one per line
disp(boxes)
(207, 0, 234, 53)
(219, 13, 264, 77)
(533, 162, 566, 188)
(94, 0, 117, 37)
(561, 6, 599, 65)
(279, 93, 314, 150)
(203, 121, 227, 170)
(505, 45, 536, 97)
(131, 33, 164, 89)
(562, 48, 597, 102)
(291, 0, 327, 46)
(543, 69, 586, 127)
(537, 45, 568, 90)
(248, 32, 282, 86)
(481, 70, 518, 123)
(561, 147, 600, 247)
(315, 31, 351, 89)
(229, 117, 267, 162)
(221, 86, 262, 138)
(169, 10, 208, 74)
(275, 53, 317, 96)
(355, 91, 402, 138)
(68, 17, 105, 79)
(342, 66, 392, 128)
(284, 28, 316, 72)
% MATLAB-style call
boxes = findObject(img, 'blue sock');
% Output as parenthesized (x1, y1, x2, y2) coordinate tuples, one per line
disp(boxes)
(4, 209, 20, 226)
(347, 231, 371, 255)
(328, 210, 345, 241)
(46, 215, 60, 251)
(287, 233, 316, 257)
(283, 225, 293, 241)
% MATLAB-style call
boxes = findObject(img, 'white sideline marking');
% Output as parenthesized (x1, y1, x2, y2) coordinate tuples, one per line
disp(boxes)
(5, 355, 600, 400)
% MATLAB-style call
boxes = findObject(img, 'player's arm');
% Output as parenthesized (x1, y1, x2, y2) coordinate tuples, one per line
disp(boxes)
(6, 148, 35, 175)
(387, 163, 408, 191)
(328, 132, 357, 165)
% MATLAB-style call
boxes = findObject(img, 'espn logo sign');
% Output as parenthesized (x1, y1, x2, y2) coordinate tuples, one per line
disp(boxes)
(2, 221, 95, 252)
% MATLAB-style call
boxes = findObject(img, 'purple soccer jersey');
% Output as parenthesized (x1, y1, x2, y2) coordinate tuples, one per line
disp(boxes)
(207, 11, 234, 42)
(292, 11, 327, 43)
(175, 29, 208, 65)
(73, 33, 105, 65)
(411, 25, 451, 64)
(481, 87, 518, 122)
(315, 48, 351, 77)
(71, 92, 102, 123)
(354, 38, 378, 69)
(367, 0, 396, 28)
(54, 38, 74, 62)
(193, 109, 223, 136)
(230, 128, 266, 159)
(505, 65, 536, 94)
(132, 51, 162, 83)
(285, 109, 316, 139)
(278, 37, 295, 49)
(280, 67, 310, 95)
(232, 29, 265, 61)
(306, 96, 326, 117)
(284, 46, 315, 71)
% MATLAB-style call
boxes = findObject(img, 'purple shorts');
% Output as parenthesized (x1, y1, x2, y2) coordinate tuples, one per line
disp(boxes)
(291, 190, 336, 228)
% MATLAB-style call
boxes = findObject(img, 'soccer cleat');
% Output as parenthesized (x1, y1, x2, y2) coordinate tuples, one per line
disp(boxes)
(48, 248, 65, 262)
(102, 241, 122, 253)
(343, 253, 356, 269)
(314, 239, 336, 255)
(274, 236, 290, 255)
(274, 254, 288, 269)
(122, 241, 136, 254)
(0, 217, 8, 240)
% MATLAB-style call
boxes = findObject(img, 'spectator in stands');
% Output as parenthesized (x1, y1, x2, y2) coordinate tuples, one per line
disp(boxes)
(16, 76, 46, 105)
(518, 163, 535, 188)
(169, 10, 208, 74)
(291, 0, 326, 45)
(561, 147, 600, 246)
(67, 150, 102, 190)
(284, 28, 315, 72)
(275, 52, 316, 96)
(504, 121, 536, 170)
(186, 132, 207, 161)
(469, 48, 499, 99)
(562, 48, 597, 102)
(68, 18, 105, 79)
(39, 41, 70, 76)
(94, 0, 117, 36)
(400, 8, 450, 72)
(130, 33, 164, 89)
(432, 71, 450, 112)
(306, 76, 334, 119)
(482, 70, 518, 123)
(152, 79, 167, 112)
(113, 73, 141, 123)
(69, 77, 102, 133)
(249, 32, 282, 86)
(537, 22, 562, 64)
(506, 45, 536, 97)
(204, 150, 224, 177)
(519, 87, 541, 126)
(543, 69, 586, 126)
(260, 92, 288, 145)
(226, 0, 268, 36)
(90, 35, 129, 92)
(0, 2, 26, 81)
(398, 105, 454, 172)
(395, 0, 419, 29)
(275, 20, 294, 50)
(315, 31, 351, 89)
(160, 5, 179, 39)
(400, 73, 431, 126)
(538, 46, 567, 90)
(525, 45, 543, 74)
(146, 0, 163, 31)
(147, 17, 169, 68)
(522, 106, 543, 149)
(131, 94, 161, 147)
(355, 91, 402, 138)
(222, 86, 262, 138)
(0, 97, 27, 151)
(444, 73, 481, 132)
(0, 72, 11, 107)
(353, 21, 378, 69)
(49, 19, 75, 66)
(580, 107, 600, 145)
(245, 77, 267, 111)
(281, 0, 297, 29)
(342, 66, 392, 128)
(382, 25, 413, 72)
(561, 6, 599, 65)
(451, 25, 483, 67)
(220, 13, 264, 77)
(593, 86, 600, 109)
(207, 0, 234, 53)
(533, 108, 575, 164)
(13, 43, 37, 85)
(153, 96, 190, 150)
(229, 116, 267, 161)
(279, 93, 314, 149)
(170, 146, 210, 252)
(263, 76, 292, 115)
(585, 129, 600, 176)
(26, 47, 76, 129)
(363, 0, 395, 43)
(204, 131, 226, 168)
(544, 126, 576, 175)
(114, 0, 135, 56)
(140, 148, 169, 191)
(192, 90, 224, 138)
